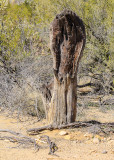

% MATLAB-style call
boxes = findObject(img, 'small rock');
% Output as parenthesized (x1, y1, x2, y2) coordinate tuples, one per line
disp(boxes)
(93, 137, 100, 144)
(102, 150, 107, 154)
(59, 131, 68, 136)
(64, 135, 71, 140)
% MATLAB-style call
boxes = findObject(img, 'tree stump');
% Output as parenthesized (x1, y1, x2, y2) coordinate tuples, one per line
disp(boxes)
(41, 10, 86, 126)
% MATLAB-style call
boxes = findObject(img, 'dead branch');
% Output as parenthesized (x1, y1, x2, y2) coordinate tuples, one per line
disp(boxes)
(0, 129, 58, 154)
(27, 125, 54, 134)
(40, 135, 58, 155)
(0, 129, 39, 150)
(27, 122, 92, 134)
(0, 129, 28, 138)
(0, 135, 36, 145)
(27, 121, 114, 134)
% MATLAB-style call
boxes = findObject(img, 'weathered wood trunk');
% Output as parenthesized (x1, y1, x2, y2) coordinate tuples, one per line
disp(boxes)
(47, 76, 77, 125)
(40, 10, 86, 126)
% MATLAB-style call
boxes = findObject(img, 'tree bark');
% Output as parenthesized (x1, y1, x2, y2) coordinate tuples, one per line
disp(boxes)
(40, 10, 86, 126)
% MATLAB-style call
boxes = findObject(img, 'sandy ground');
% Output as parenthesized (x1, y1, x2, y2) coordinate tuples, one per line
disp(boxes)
(0, 108, 114, 160)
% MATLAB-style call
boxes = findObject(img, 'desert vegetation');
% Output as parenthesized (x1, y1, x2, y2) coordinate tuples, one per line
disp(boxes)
(0, 0, 114, 121)
(0, 1, 114, 159)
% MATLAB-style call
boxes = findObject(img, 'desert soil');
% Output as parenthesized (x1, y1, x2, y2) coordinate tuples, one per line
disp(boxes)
(0, 108, 114, 160)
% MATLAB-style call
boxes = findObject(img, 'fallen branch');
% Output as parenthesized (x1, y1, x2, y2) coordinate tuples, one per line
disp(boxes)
(0, 135, 38, 147)
(27, 125, 54, 134)
(0, 129, 30, 138)
(27, 122, 92, 134)
(0, 129, 39, 150)
(0, 129, 58, 154)
(27, 121, 114, 134)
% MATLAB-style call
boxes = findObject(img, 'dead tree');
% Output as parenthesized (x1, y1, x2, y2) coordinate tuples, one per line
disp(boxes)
(40, 10, 86, 126)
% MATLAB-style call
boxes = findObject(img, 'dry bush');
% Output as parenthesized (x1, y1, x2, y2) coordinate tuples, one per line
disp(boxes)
(0, 54, 113, 120)
(0, 55, 53, 119)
